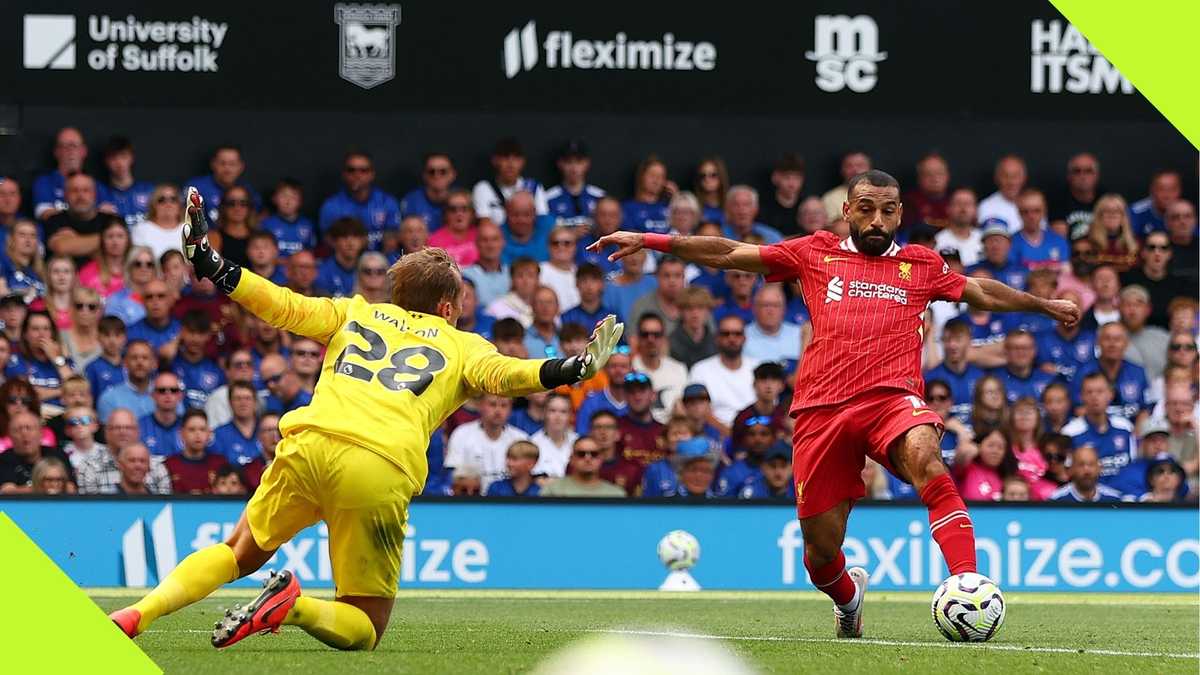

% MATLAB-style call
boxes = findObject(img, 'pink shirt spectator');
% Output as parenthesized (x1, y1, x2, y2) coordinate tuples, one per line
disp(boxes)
(79, 261, 127, 298)
(1013, 445, 1056, 501)
(428, 226, 479, 267)
(0, 428, 58, 453)
(954, 461, 1004, 501)
(1055, 268, 1096, 311)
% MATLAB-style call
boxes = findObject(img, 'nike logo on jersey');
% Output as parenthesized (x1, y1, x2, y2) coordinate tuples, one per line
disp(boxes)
(912, 408, 936, 417)
(823, 255, 849, 263)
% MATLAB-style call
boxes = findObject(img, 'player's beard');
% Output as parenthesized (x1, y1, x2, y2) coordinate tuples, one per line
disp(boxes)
(849, 223, 895, 256)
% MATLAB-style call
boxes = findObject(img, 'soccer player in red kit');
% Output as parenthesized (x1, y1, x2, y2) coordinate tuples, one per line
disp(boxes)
(590, 170, 1079, 639)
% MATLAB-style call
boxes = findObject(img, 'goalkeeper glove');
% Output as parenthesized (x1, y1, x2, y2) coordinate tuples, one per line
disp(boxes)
(537, 315, 625, 388)
(181, 187, 242, 294)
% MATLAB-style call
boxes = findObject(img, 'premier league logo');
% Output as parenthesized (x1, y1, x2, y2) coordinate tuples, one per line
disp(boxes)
(335, 3, 401, 89)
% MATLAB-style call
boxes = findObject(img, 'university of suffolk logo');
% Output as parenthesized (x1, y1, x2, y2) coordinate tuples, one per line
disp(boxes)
(898, 262, 912, 281)
(825, 276, 844, 304)
(335, 3, 401, 89)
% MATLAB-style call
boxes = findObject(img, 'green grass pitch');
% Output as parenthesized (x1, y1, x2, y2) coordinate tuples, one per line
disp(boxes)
(91, 589, 1199, 674)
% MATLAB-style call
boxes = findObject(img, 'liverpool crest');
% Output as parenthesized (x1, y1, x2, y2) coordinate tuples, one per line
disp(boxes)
(898, 261, 912, 281)
(335, 3, 401, 89)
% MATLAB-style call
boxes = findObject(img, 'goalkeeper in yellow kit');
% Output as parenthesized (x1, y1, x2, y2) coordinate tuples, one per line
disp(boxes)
(109, 188, 624, 650)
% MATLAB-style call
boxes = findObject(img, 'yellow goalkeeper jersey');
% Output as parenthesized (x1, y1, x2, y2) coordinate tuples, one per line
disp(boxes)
(231, 271, 547, 490)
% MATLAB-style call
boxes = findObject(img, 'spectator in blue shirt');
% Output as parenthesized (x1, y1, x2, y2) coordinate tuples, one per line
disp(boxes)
(722, 185, 783, 244)
(622, 155, 674, 234)
(0, 176, 27, 242)
(1129, 169, 1182, 238)
(126, 279, 182, 358)
(736, 442, 797, 499)
(990, 330, 1058, 404)
(714, 269, 757, 325)
(547, 139, 605, 229)
(184, 144, 261, 226)
(32, 127, 89, 221)
(7, 310, 74, 406)
(260, 354, 312, 415)
(319, 151, 400, 251)
(86, 316, 127, 400)
(260, 178, 316, 258)
(139, 371, 186, 457)
(485, 439, 542, 497)
(562, 263, 616, 333)
(1005, 269, 1059, 337)
(601, 249, 657, 325)
(283, 250, 323, 298)
(966, 219, 1028, 290)
(212, 382, 262, 468)
(471, 138, 549, 225)
(100, 136, 155, 228)
(524, 287, 562, 359)
(1036, 289, 1097, 382)
(925, 319, 985, 422)
(2, 220, 46, 295)
(575, 196, 623, 275)
(715, 418, 776, 497)
(1010, 188, 1069, 272)
(1062, 371, 1138, 482)
(170, 310, 225, 411)
(743, 283, 802, 370)
(692, 157, 730, 225)
(575, 352, 632, 435)
(500, 191, 553, 263)
(1072, 322, 1151, 423)
(316, 217, 367, 297)
(462, 221, 509, 308)
(1049, 445, 1124, 503)
(400, 152, 457, 232)
(1108, 418, 1183, 499)
(97, 340, 157, 421)
(245, 230, 288, 286)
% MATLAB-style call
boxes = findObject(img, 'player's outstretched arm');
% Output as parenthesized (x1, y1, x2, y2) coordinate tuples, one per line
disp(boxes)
(960, 277, 1080, 326)
(587, 231, 770, 274)
(182, 187, 345, 344)
(465, 316, 625, 396)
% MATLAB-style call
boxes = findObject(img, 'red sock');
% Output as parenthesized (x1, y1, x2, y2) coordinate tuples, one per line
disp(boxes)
(805, 550, 856, 605)
(920, 473, 977, 575)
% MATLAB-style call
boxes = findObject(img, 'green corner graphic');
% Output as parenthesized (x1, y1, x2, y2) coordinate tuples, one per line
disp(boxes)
(1052, 0, 1200, 149)
(0, 512, 160, 673)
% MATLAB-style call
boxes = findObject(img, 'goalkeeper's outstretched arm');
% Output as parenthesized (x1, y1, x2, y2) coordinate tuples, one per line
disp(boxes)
(465, 315, 625, 396)
(181, 187, 347, 344)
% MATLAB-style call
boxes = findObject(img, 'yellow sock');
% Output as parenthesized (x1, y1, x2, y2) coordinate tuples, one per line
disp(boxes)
(130, 543, 240, 633)
(284, 596, 377, 651)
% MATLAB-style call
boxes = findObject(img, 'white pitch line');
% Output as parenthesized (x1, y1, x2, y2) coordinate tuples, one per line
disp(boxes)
(588, 628, 1200, 660)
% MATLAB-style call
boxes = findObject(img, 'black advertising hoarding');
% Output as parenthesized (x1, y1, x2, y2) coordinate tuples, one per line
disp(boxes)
(2, 0, 1162, 120)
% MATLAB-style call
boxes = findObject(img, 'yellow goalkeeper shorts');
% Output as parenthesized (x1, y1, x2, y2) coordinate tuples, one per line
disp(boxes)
(245, 429, 417, 598)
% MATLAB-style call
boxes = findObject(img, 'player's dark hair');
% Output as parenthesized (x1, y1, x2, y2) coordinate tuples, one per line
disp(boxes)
(847, 169, 900, 200)
(753, 362, 786, 382)
(181, 309, 212, 334)
(576, 263, 604, 282)
(98, 315, 127, 335)
(387, 247, 462, 317)
(328, 217, 367, 240)
(491, 318, 525, 343)
(182, 408, 208, 427)
(102, 136, 134, 159)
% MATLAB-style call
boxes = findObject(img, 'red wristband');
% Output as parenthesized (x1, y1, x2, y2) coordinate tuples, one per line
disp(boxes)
(643, 233, 672, 252)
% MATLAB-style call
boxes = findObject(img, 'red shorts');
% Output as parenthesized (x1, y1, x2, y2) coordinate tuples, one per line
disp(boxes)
(791, 388, 944, 519)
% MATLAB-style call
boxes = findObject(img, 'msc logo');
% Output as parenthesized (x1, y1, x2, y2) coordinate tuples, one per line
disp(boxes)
(805, 14, 886, 93)
(825, 276, 844, 304)
(23, 14, 76, 70)
(898, 262, 912, 281)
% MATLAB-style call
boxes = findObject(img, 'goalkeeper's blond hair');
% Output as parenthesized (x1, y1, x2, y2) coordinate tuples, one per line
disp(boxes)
(387, 247, 462, 315)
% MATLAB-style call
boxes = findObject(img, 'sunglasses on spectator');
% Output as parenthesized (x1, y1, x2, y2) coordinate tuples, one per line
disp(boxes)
(132, 260, 156, 268)
(344, 165, 372, 174)
(1170, 343, 1196, 351)
(294, 349, 321, 358)
(74, 302, 100, 311)
(231, 359, 253, 368)
(719, 330, 745, 337)
(67, 415, 95, 426)
(590, 422, 618, 431)
(550, 239, 574, 247)
(624, 372, 651, 385)
(361, 268, 387, 276)
(425, 166, 451, 176)
(698, 171, 719, 179)
(1068, 166, 1096, 174)
(639, 330, 664, 339)
(154, 387, 182, 395)
(1145, 244, 1170, 252)
(573, 450, 601, 459)
(744, 415, 773, 428)
(446, 203, 471, 212)
(7, 396, 34, 406)
(224, 199, 251, 208)
(264, 373, 284, 385)
(144, 293, 169, 299)
(156, 194, 179, 203)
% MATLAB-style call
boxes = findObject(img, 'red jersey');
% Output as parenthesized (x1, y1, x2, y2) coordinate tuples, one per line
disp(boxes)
(617, 415, 666, 467)
(760, 230, 966, 414)
(164, 452, 228, 494)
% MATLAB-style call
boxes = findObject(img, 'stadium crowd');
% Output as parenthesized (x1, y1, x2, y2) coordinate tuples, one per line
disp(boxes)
(0, 127, 1195, 504)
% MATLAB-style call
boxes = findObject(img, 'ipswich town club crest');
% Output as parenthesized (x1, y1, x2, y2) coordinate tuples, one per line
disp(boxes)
(335, 3, 401, 89)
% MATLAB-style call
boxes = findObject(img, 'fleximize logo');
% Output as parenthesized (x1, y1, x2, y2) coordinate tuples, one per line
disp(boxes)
(502, 20, 717, 79)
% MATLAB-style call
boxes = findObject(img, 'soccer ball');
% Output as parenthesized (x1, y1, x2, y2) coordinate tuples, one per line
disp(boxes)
(657, 530, 700, 571)
(931, 573, 1006, 642)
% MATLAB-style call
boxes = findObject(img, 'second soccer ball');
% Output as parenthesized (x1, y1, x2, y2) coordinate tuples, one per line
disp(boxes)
(657, 530, 701, 571)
